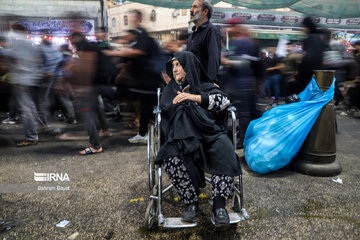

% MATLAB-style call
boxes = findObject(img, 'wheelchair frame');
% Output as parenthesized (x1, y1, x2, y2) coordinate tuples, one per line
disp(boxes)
(145, 88, 249, 229)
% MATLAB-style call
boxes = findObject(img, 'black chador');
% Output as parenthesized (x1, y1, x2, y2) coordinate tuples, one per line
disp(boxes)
(156, 51, 241, 194)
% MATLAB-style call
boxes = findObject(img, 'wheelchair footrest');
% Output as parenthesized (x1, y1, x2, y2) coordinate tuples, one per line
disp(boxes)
(229, 212, 246, 224)
(162, 218, 198, 228)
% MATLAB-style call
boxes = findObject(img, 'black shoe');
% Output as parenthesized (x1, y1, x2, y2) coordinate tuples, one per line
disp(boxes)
(181, 203, 199, 223)
(211, 208, 230, 227)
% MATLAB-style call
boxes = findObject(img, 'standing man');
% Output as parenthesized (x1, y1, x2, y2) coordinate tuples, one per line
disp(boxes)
(263, 47, 284, 103)
(187, 0, 221, 83)
(104, 10, 164, 144)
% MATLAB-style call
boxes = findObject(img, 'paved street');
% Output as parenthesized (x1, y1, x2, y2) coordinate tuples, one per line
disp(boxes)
(0, 112, 359, 239)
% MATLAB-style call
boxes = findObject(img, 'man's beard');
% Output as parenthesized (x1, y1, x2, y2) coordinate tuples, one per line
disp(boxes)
(190, 9, 204, 24)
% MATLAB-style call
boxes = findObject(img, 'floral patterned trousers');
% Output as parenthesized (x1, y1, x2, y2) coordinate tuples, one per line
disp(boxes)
(163, 156, 234, 204)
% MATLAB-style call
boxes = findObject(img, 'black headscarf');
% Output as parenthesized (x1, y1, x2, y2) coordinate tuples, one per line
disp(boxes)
(159, 51, 228, 142)
(156, 51, 241, 194)
(161, 51, 223, 111)
(302, 16, 318, 34)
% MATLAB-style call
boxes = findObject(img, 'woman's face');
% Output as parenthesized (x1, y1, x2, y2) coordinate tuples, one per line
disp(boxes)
(172, 59, 186, 83)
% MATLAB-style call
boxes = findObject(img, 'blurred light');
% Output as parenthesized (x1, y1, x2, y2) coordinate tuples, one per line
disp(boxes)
(52, 36, 66, 46)
(32, 36, 41, 45)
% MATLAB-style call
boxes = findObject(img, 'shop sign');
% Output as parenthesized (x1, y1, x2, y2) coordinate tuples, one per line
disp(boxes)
(212, 12, 226, 20)
(232, 13, 252, 20)
(281, 16, 299, 23)
(326, 19, 341, 24)
(212, 8, 360, 29)
(346, 19, 360, 25)
(12, 20, 94, 35)
(257, 14, 276, 22)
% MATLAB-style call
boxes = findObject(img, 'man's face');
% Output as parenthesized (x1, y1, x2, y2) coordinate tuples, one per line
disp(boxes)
(190, 0, 205, 24)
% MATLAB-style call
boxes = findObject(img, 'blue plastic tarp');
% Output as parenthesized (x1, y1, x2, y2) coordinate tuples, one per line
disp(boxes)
(244, 78, 335, 174)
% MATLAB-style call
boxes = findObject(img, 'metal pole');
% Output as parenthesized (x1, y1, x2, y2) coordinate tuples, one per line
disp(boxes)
(99, 0, 104, 27)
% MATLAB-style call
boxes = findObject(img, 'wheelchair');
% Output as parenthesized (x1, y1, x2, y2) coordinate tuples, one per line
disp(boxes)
(145, 88, 249, 229)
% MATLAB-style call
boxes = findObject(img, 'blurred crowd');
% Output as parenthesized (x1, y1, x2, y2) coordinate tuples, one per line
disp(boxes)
(0, 5, 360, 153)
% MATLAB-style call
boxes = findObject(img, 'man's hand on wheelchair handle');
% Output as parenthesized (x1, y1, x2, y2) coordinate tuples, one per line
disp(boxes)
(173, 91, 201, 105)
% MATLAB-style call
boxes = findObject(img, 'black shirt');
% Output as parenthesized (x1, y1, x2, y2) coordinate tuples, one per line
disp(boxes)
(263, 54, 282, 76)
(354, 51, 360, 77)
(187, 21, 221, 83)
(301, 33, 324, 73)
(128, 27, 162, 90)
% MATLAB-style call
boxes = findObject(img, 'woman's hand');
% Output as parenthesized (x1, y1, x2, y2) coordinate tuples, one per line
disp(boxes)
(173, 91, 201, 104)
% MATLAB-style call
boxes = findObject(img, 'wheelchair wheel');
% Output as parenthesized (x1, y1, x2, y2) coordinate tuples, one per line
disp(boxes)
(148, 126, 156, 191)
(232, 193, 241, 212)
(144, 199, 158, 230)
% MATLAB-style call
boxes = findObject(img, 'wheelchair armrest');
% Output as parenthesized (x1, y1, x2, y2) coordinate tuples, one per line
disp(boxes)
(227, 105, 236, 113)
(227, 105, 237, 152)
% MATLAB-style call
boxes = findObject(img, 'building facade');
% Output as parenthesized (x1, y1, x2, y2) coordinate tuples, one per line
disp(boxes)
(107, 2, 190, 42)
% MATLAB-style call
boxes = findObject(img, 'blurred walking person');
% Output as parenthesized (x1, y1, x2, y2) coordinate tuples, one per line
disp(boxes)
(322, 29, 357, 106)
(105, 10, 165, 144)
(0, 36, 19, 125)
(53, 44, 77, 124)
(94, 27, 114, 137)
(0, 24, 43, 146)
(38, 37, 62, 127)
(221, 20, 260, 149)
(70, 31, 103, 155)
(292, 16, 325, 94)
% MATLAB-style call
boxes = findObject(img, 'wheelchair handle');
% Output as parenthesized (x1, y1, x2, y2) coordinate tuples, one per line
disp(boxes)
(227, 105, 236, 112)
(157, 88, 161, 107)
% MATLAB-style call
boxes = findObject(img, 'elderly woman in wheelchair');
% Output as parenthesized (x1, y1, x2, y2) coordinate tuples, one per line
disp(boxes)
(153, 51, 243, 227)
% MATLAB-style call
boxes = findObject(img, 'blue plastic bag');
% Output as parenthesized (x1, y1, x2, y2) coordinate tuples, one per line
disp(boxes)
(244, 78, 335, 174)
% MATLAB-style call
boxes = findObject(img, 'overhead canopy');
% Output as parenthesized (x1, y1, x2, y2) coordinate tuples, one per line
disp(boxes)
(129, 0, 360, 19)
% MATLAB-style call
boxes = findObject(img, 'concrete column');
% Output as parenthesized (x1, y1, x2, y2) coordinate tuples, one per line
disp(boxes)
(290, 70, 342, 177)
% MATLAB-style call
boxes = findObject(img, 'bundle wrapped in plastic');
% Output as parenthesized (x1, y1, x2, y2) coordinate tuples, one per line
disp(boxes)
(244, 78, 335, 174)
